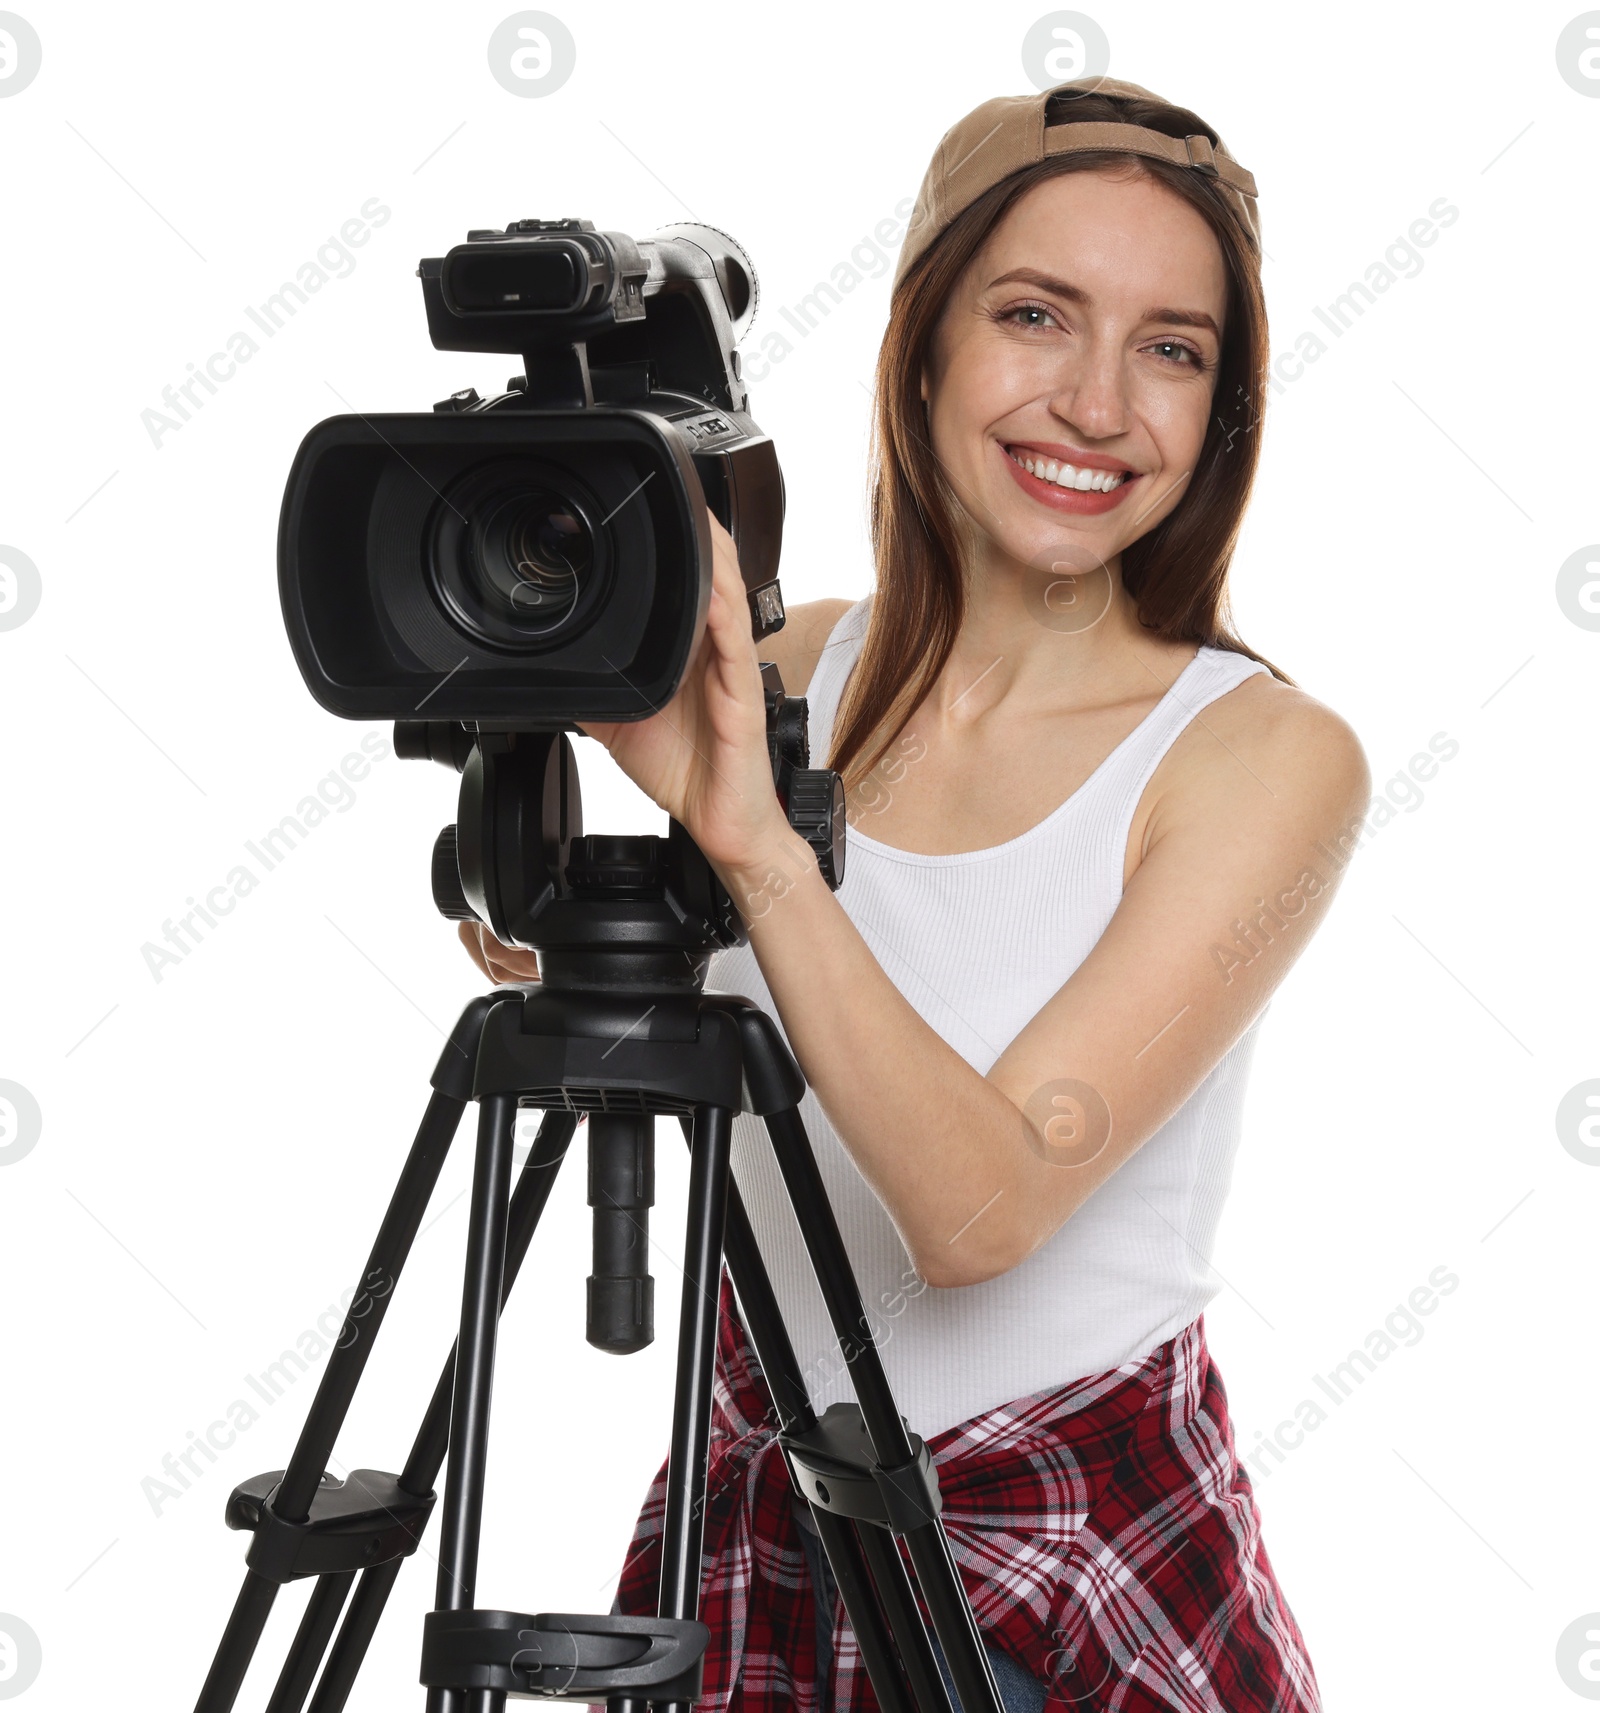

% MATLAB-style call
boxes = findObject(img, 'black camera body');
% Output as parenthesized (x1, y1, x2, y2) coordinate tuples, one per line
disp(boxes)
(274, 217, 846, 966)
(278, 217, 786, 726)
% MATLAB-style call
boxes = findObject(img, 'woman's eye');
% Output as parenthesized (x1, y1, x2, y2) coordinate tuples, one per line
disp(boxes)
(1148, 339, 1204, 369)
(1000, 302, 1059, 331)
(1000, 308, 1207, 371)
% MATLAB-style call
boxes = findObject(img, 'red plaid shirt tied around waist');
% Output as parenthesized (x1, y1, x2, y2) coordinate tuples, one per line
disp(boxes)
(609, 1269, 1321, 1713)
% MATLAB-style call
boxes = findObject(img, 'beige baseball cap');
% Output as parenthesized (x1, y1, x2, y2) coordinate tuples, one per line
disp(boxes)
(893, 75, 1260, 292)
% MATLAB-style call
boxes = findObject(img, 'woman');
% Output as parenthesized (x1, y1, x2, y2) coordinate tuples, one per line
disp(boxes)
(463, 76, 1366, 1713)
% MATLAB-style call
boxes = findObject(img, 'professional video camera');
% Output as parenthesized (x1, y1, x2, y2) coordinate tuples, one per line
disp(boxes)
(277, 216, 846, 967)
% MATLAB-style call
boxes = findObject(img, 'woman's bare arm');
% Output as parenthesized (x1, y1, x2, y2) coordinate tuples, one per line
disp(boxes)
(464, 514, 1370, 1292)
(761, 596, 856, 698)
(713, 674, 1370, 1289)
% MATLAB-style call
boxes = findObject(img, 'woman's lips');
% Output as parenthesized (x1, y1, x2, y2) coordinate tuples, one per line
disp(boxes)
(997, 443, 1142, 515)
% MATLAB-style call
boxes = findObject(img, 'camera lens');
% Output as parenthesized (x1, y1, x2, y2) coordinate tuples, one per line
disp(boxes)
(477, 488, 590, 628)
(428, 460, 607, 650)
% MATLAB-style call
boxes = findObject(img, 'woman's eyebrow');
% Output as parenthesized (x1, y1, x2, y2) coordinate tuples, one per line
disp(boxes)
(986, 268, 1220, 337)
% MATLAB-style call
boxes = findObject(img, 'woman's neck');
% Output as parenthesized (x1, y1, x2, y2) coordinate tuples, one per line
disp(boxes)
(932, 553, 1195, 725)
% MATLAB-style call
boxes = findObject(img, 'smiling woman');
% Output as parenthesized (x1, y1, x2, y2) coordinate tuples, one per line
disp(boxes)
(468, 73, 1367, 1713)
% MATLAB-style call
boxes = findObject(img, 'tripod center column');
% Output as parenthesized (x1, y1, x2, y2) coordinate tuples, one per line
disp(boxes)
(587, 1111, 657, 1354)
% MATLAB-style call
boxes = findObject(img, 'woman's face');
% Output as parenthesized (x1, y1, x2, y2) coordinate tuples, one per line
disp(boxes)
(920, 166, 1230, 586)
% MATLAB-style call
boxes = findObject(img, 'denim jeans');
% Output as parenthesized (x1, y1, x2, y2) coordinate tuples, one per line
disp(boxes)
(796, 1513, 1048, 1713)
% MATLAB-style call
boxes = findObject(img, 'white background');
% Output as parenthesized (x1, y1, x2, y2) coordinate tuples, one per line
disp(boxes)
(0, 1, 1595, 1708)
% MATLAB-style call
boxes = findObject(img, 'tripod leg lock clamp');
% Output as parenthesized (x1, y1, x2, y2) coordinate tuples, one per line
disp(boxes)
(419, 1609, 710, 1700)
(782, 1403, 944, 1535)
(227, 1468, 436, 1584)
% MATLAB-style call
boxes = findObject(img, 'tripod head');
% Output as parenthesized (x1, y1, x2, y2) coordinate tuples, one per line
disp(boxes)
(397, 658, 845, 994)
(395, 671, 845, 1354)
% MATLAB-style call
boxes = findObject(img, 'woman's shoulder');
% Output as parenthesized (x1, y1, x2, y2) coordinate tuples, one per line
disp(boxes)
(1157, 651, 1371, 843)
(1124, 653, 1370, 892)
(755, 596, 859, 697)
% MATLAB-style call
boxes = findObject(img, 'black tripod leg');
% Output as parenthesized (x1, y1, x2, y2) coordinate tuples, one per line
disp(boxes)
(264, 1572, 355, 1713)
(302, 1113, 578, 1713)
(193, 1082, 471, 1713)
(708, 1164, 918, 1713)
(764, 1105, 1004, 1713)
(653, 1101, 733, 1713)
(197, 1576, 288, 1713)
(849, 1520, 954, 1713)
(304, 1554, 403, 1712)
(281, 1083, 477, 1514)
(811, 1513, 930, 1713)
(429, 1090, 519, 1713)
(714, 1173, 816, 1438)
(901, 1523, 1006, 1713)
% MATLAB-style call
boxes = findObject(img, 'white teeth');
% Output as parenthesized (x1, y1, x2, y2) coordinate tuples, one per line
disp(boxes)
(1008, 447, 1127, 492)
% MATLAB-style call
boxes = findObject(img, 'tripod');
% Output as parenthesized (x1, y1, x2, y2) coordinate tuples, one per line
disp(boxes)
(190, 720, 1009, 1713)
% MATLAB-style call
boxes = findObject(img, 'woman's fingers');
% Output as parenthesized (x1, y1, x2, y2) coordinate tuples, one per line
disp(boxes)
(575, 719, 619, 751)
(706, 517, 753, 637)
(458, 920, 490, 977)
(452, 524, 770, 968)
(456, 919, 540, 984)
(508, 508, 775, 868)
(700, 514, 763, 712)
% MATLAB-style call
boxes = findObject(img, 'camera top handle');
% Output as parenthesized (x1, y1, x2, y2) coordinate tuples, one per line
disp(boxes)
(418, 216, 785, 648)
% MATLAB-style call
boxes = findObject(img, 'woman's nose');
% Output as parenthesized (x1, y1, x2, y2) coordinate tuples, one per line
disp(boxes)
(1046, 342, 1129, 441)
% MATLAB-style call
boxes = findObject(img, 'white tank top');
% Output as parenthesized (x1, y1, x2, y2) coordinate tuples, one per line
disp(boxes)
(708, 595, 1274, 1441)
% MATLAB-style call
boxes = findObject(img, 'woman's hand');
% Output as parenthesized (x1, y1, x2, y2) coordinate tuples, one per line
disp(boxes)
(455, 510, 785, 978)
(457, 919, 541, 983)
(576, 509, 789, 875)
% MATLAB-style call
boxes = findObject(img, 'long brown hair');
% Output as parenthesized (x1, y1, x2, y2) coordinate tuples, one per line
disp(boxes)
(829, 86, 1292, 795)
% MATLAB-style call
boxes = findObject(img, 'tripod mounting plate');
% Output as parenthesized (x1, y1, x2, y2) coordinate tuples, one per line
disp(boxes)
(472, 987, 805, 1118)
(226, 1466, 436, 1584)
(419, 1608, 710, 1701)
